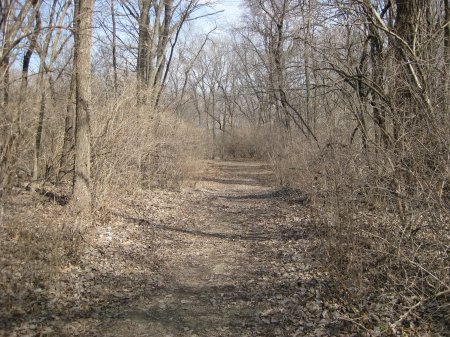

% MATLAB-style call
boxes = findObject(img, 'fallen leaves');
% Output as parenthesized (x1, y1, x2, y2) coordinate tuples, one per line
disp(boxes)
(1, 161, 447, 336)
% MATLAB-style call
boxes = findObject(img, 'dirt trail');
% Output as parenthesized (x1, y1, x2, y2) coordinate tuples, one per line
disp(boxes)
(1, 160, 336, 336)
(100, 161, 326, 337)
(3, 161, 446, 336)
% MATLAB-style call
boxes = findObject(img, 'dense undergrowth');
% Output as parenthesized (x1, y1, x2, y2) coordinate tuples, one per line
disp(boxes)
(221, 125, 449, 335)
(1, 88, 448, 336)
(0, 86, 208, 335)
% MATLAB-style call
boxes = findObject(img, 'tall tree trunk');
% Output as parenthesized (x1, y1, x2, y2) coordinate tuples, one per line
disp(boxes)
(444, 0, 450, 116)
(32, 0, 58, 181)
(1, 0, 10, 108)
(369, 23, 388, 148)
(136, 0, 151, 106)
(33, 80, 46, 181)
(136, 0, 152, 187)
(72, 0, 94, 212)
(111, 0, 118, 97)
(392, 0, 428, 216)
(18, 12, 40, 132)
(304, 0, 312, 129)
(57, 70, 75, 184)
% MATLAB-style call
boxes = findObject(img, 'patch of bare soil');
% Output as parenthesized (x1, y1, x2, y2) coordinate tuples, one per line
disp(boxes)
(1, 161, 362, 336)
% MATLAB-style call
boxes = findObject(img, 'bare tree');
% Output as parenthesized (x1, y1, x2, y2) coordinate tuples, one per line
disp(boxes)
(72, 0, 94, 211)
(444, 0, 450, 116)
(18, 0, 41, 134)
(111, 0, 118, 96)
(33, 0, 71, 181)
(123, 0, 205, 106)
(0, 0, 40, 192)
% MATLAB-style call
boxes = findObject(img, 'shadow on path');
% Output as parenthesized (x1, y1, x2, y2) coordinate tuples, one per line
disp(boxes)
(128, 217, 277, 242)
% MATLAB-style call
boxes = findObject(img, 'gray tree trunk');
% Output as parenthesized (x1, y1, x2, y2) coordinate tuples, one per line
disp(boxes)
(136, 0, 151, 106)
(57, 70, 75, 185)
(72, 0, 94, 212)
(444, 0, 449, 116)
(111, 0, 118, 97)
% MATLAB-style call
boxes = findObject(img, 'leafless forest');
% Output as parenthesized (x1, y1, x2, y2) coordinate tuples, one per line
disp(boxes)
(0, 0, 449, 336)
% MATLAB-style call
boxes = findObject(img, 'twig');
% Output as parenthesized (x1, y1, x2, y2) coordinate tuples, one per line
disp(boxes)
(390, 290, 450, 333)
(337, 316, 370, 332)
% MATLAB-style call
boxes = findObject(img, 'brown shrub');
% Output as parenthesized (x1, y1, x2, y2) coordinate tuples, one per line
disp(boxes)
(90, 85, 208, 207)
(258, 122, 449, 333)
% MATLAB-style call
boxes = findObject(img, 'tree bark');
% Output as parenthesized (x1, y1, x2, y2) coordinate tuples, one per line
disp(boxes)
(136, 0, 151, 106)
(111, 0, 118, 97)
(32, 0, 58, 181)
(18, 7, 40, 132)
(444, 0, 450, 116)
(369, 22, 389, 148)
(57, 70, 75, 185)
(304, 0, 313, 129)
(72, 0, 94, 212)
